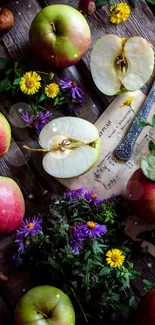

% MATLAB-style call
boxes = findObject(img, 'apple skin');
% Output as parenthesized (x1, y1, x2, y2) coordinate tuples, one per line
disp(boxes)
(0, 176, 25, 235)
(14, 285, 76, 325)
(29, 4, 91, 68)
(0, 8, 14, 34)
(0, 113, 11, 157)
(126, 168, 155, 224)
(136, 289, 155, 325)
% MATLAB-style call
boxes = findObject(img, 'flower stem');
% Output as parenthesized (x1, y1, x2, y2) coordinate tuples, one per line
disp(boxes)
(71, 288, 88, 322)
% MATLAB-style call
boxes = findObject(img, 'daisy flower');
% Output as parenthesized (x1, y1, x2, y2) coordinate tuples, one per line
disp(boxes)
(120, 96, 134, 108)
(16, 216, 42, 238)
(109, 3, 131, 25)
(106, 248, 125, 268)
(45, 83, 60, 98)
(19, 71, 41, 95)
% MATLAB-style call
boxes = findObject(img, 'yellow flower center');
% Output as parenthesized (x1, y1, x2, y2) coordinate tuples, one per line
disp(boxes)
(111, 254, 119, 262)
(27, 222, 34, 229)
(26, 79, 35, 89)
(91, 193, 98, 199)
(87, 221, 96, 229)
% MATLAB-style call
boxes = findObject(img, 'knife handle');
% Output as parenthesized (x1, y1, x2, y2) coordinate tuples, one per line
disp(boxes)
(114, 81, 155, 161)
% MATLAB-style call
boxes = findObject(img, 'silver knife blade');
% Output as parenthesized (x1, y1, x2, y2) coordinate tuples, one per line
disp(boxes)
(114, 79, 155, 161)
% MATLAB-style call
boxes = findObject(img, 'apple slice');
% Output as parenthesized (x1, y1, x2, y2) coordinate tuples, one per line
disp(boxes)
(39, 117, 100, 178)
(90, 34, 154, 96)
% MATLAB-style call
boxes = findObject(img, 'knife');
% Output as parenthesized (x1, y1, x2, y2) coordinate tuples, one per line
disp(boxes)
(114, 79, 155, 161)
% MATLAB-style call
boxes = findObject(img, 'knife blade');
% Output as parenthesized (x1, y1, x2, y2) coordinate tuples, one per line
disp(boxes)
(114, 80, 155, 161)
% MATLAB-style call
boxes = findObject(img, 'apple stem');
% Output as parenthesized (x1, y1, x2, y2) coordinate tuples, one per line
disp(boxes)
(50, 21, 56, 32)
(37, 310, 48, 318)
(23, 145, 49, 152)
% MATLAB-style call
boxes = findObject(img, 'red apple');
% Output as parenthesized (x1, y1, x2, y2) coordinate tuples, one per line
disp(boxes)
(14, 285, 75, 325)
(0, 113, 11, 157)
(126, 168, 155, 224)
(136, 289, 155, 325)
(78, 0, 96, 15)
(0, 176, 25, 235)
(29, 4, 91, 68)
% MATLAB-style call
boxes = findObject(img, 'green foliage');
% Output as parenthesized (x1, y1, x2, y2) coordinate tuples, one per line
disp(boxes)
(143, 279, 154, 292)
(13, 193, 142, 324)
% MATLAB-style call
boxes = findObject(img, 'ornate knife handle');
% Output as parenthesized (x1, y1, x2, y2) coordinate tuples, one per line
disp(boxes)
(114, 81, 155, 161)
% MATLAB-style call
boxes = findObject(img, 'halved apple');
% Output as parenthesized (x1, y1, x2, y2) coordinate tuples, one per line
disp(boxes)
(90, 34, 154, 96)
(38, 117, 100, 178)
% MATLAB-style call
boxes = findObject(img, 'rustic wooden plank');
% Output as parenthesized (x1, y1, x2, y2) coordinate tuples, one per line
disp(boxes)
(0, 296, 12, 324)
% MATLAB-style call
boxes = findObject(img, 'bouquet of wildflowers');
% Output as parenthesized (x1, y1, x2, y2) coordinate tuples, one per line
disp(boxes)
(13, 187, 142, 324)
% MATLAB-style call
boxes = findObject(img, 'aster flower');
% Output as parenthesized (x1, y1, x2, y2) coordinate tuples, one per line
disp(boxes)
(106, 249, 125, 268)
(19, 71, 41, 95)
(59, 77, 84, 99)
(59, 77, 85, 113)
(84, 190, 103, 206)
(16, 216, 42, 238)
(22, 111, 52, 135)
(109, 3, 131, 24)
(63, 187, 86, 200)
(78, 221, 107, 239)
(45, 83, 60, 98)
(70, 221, 107, 253)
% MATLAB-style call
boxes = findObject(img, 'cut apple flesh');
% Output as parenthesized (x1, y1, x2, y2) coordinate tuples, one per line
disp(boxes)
(39, 117, 100, 178)
(90, 34, 154, 96)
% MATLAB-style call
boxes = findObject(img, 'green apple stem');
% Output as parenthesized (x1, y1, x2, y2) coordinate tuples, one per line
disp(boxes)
(37, 310, 48, 318)
(23, 145, 49, 152)
(50, 21, 56, 32)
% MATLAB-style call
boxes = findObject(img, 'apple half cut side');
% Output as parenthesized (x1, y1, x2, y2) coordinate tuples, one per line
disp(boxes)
(38, 117, 100, 178)
(90, 34, 154, 96)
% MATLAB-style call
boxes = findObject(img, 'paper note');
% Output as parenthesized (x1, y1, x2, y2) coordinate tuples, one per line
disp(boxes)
(57, 90, 155, 254)
(58, 90, 155, 198)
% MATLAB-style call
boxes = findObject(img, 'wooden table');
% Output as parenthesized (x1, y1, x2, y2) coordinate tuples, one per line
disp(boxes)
(1, 0, 155, 324)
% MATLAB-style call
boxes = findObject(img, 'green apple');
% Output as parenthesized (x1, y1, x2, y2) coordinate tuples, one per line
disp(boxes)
(0, 112, 11, 157)
(14, 285, 75, 325)
(90, 34, 154, 96)
(38, 116, 100, 178)
(29, 4, 91, 68)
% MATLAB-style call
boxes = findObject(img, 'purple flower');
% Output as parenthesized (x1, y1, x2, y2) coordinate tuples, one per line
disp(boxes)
(70, 221, 107, 253)
(59, 77, 85, 113)
(78, 221, 107, 239)
(22, 111, 52, 135)
(16, 216, 42, 238)
(63, 187, 86, 200)
(59, 77, 84, 100)
(21, 111, 34, 123)
(84, 190, 103, 206)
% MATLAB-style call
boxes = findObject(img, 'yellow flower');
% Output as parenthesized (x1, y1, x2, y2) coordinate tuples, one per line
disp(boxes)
(45, 83, 60, 98)
(106, 249, 125, 268)
(109, 3, 131, 24)
(120, 96, 134, 108)
(20, 71, 41, 95)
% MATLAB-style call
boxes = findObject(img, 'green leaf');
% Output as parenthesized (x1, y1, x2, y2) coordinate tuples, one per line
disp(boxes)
(99, 267, 111, 276)
(141, 154, 155, 181)
(143, 279, 154, 292)
(38, 93, 46, 103)
(129, 296, 135, 307)
(0, 57, 9, 70)
(0, 77, 10, 92)
(84, 251, 92, 261)
(149, 141, 155, 156)
(54, 97, 59, 105)
(6, 68, 13, 75)
(112, 293, 120, 302)
(13, 78, 20, 85)
(146, 0, 155, 3)
(137, 229, 155, 246)
(152, 115, 155, 127)
(95, 0, 108, 7)
(128, 0, 137, 7)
